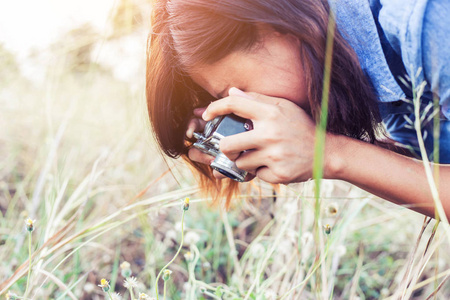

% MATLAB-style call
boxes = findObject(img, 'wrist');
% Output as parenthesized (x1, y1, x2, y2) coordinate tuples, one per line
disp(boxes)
(323, 133, 348, 180)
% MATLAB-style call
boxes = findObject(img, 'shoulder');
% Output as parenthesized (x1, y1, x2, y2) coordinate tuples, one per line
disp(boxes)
(378, 0, 450, 66)
(421, 0, 450, 118)
(377, 0, 450, 118)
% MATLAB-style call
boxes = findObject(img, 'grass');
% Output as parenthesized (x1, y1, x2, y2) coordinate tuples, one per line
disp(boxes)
(1, 5, 450, 299)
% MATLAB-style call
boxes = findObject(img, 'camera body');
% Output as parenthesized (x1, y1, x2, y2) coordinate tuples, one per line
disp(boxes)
(193, 114, 249, 182)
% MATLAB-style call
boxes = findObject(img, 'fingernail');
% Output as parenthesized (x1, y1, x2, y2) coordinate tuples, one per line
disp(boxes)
(186, 128, 193, 138)
(229, 87, 253, 99)
(202, 110, 208, 120)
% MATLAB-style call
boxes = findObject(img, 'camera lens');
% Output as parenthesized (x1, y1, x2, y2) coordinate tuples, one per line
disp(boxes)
(215, 168, 243, 182)
(211, 153, 247, 182)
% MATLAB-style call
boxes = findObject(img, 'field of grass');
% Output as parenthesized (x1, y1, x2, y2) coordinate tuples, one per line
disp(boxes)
(1, 2, 450, 299)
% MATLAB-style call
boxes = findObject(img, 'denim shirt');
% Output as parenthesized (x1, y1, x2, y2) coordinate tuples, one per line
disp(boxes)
(332, 0, 450, 163)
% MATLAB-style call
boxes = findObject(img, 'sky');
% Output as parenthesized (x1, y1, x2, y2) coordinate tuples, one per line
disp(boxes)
(0, 0, 116, 55)
(0, 0, 151, 83)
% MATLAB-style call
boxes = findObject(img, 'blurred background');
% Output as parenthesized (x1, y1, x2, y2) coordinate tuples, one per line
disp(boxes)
(1, 1, 449, 299)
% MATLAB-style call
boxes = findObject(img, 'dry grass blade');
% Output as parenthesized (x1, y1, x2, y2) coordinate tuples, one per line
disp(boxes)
(424, 272, 450, 300)
(0, 213, 78, 294)
(394, 216, 432, 299)
(349, 243, 364, 299)
(36, 269, 78, 300)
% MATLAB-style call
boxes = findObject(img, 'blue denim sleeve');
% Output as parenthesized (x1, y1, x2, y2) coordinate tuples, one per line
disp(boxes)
(378, 0, 450, 118)
(422, 0, 450, 119)
(376, 0, 450, 163)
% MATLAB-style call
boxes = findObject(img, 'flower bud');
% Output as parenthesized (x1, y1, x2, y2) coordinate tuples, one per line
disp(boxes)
(120, 261, 132, 278)
(98, 278, 110, 292)
(324, 224, 331, 235)
(184, 251, 194, 262)
(163, 269, 172, 281)
(182, 197, 190, 211)
(6, 291, 17, 300)
(25, 218, 35, 232)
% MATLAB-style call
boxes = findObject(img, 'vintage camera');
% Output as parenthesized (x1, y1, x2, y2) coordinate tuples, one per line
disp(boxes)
(193, 114, 250, 182)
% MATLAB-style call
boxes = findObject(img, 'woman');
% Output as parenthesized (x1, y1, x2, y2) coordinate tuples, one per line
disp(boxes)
(146, 0, 450, 219)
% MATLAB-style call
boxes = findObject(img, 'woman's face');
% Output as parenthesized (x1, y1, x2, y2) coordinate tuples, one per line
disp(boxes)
(189, 30, 310, 112)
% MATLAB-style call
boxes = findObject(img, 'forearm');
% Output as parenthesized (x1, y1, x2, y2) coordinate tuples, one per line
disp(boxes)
(325, 134, 450, 219)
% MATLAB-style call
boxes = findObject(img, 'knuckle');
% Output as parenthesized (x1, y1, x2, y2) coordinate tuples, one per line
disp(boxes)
(266, 149, 282, 163)
(272, 105, 283, 116)
(261, 133, 278, 145)
(273, 170, 289, 183)
(246, 92, 259, 99)
(264, 108, 279, 121)
(234, 158, 247, 170)
(219, 138, 231, 153)
(224, 98, 236, 110)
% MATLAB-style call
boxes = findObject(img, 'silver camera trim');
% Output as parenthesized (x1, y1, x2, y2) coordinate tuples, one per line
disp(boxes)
(193, 115, 248, 182)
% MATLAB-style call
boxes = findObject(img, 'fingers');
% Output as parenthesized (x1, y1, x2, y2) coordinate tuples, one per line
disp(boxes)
(188, 148, 215, 165)
(185, 107, 208, 139)
(193, 107, 207, 117)
(234, 151, 288, 184)
(254, 166, 280, 184)
(202, 87, 292, 122)
(186, 118, 206, 139)
(202, 94, 272, 122)
(230, 87, 286, 107)
(219, 131, 259, 161)
(234, 150, 265, 172)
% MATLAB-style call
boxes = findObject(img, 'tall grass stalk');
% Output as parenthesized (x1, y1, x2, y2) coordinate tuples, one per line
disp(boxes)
(312, 6, 336, 297)
(154, 209, 186, 300)
(279, 197, 370, 299)
(221, 210, 244, 294)
(243, 208, 294, 300)
(24, 231, 33, 298)
(410, 75, 449, 231)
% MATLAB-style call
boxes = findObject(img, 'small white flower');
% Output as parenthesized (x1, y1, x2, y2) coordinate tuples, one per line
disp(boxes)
(336, 245, 347, 257)
(123, 276, 139, 289)
(184, 231, 200, 246)
(175, 221, 182, 231)
(264, 289, 277, 300)
(139, 293, 153, 299)
(250, 243, 265, 258)
(111, 292, 122, 300)
(183, 282, 192, 291)
(83, 282, 96, 293)
(184, 251, 194, 262)
(202, 261, 211, 270)
(164, 229, 177, 246)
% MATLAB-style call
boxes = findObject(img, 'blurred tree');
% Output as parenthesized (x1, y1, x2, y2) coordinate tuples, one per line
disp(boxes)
(0, 43, 20, 86)
(111, 0, 144, 38)
(50, 23, 102, 73)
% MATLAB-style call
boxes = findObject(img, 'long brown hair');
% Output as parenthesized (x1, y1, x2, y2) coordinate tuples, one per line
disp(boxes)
(146, 0, 382, 205)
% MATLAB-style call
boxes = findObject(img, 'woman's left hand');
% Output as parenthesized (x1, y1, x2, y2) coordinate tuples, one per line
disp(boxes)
(202, 87, 319, 184)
